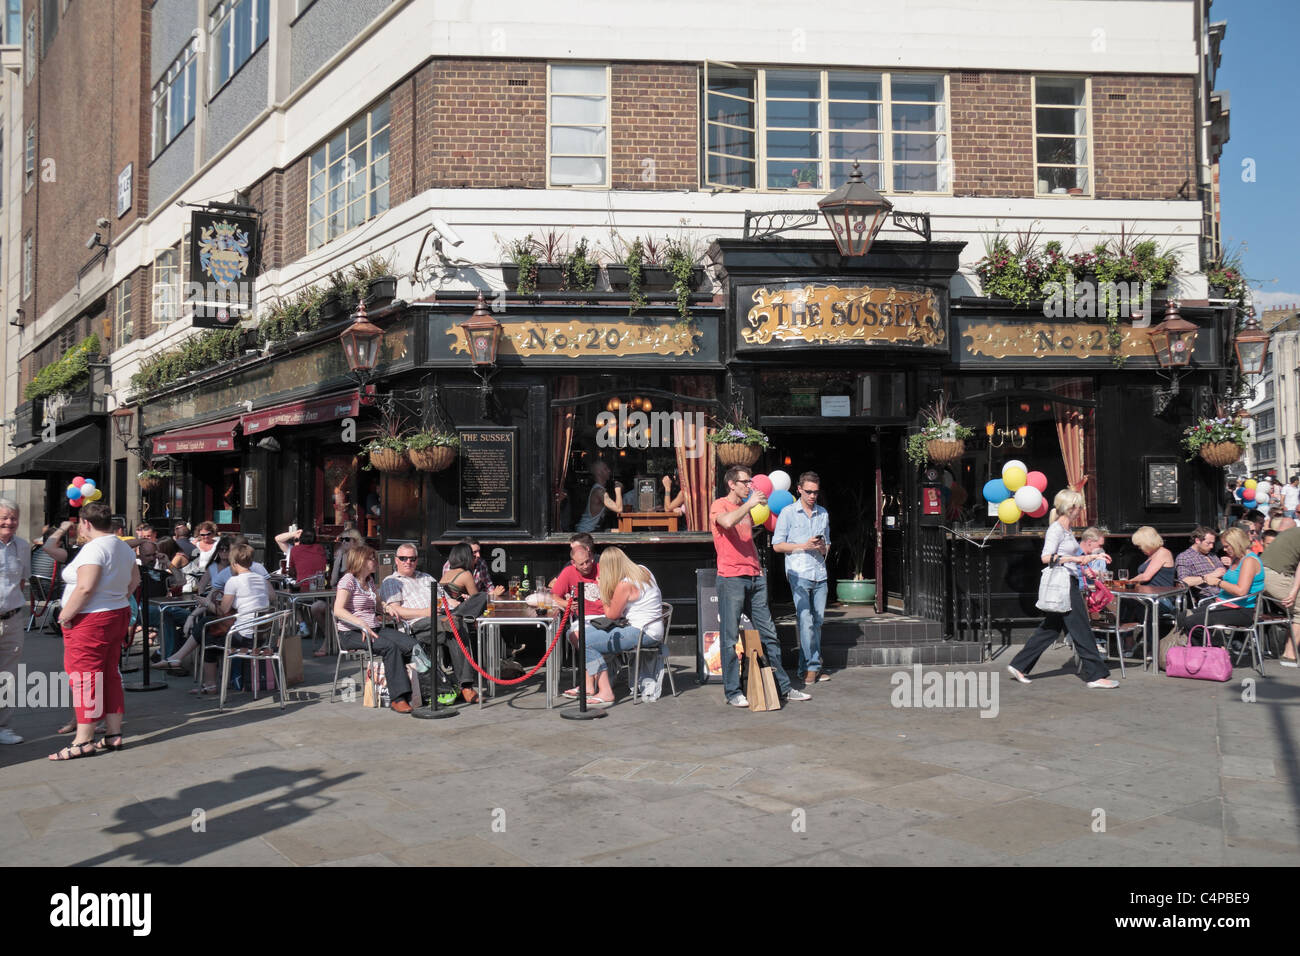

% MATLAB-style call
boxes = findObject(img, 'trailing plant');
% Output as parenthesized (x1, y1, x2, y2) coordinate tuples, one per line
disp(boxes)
(1181, 415, 1249, 461)
(665, 239, 696, 321)
(25, 334, 100, 402)
(1205, 243, 1249, 306)
(503, 235, 540, 295)
(624, 238, 648, 315)
(706, 407, 770, 448)
(129, 328, 241, 396)
(905, 394, 973, 467)
(404, 429, 461, 451)
(137, 467, 171, 480)
(563, 237, 598, 292)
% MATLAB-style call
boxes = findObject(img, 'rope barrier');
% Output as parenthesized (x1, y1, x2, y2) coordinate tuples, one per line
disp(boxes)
(439, 591, 575, 686)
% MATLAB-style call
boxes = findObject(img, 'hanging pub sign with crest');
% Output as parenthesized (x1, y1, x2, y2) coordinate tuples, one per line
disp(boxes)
(189, 209, 260, 329)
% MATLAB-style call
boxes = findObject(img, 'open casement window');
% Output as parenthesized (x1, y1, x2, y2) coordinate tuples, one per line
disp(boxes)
(112, 279, 133, 351)
(153, 247, 179, 326)
(1034, 76, 1092, 196)
(547, 64, 610, 187)
(703, 64, 949, 194)
(307, 98, 391, 250)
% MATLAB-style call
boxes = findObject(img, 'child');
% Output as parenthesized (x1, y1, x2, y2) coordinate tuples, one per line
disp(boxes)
(1078, 527, 1111, 582)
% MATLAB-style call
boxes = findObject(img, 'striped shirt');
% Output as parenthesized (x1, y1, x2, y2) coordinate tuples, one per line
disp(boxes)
(337, 573, 379, 632)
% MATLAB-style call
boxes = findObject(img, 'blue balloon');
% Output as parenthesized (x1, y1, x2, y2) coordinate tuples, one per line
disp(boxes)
(1235, 487, 1245, 501)
(67, 487, 80, 500)
(982, 479, 1010, 503)
(767, 489, 795, 514)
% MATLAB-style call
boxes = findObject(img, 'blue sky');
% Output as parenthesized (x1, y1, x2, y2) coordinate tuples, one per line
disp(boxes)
(1215, 0, 1300, 310)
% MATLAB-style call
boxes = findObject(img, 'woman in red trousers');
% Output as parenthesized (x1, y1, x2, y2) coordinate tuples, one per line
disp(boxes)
(49, 502, 139, 759)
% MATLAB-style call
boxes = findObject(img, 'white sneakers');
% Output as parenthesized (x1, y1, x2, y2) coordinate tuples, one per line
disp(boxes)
(785, 689, 812, 702)
(0, 728, 23, 745)
(728, 694, 749, 707)
(1006, 665, 1032, 684)
(1086, 678, 1120, 689)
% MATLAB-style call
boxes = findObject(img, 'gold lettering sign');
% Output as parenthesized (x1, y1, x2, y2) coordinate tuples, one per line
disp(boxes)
(445, 319, 700, 358)
(742, 284, 944, 347)
(963, 322, 1156, 361)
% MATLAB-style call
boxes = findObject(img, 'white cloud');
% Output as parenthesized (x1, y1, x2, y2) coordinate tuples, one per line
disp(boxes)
(1252, 290, 1300, 311)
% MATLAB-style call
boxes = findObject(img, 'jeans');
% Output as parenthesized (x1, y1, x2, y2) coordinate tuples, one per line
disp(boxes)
(787, 574, 826, 675)
(584, 623, 659, 675)
(160, 605, 190, 658)
(716, 574, 791, 700)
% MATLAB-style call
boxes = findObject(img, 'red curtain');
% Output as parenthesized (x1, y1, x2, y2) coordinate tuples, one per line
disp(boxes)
(672, 376, 716, 531)
(1052, 379, 1097, 523)
(551, 376, 578, 531)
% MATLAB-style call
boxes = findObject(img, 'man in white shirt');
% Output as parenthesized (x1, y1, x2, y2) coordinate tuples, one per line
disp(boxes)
(0, 499, 31, 744)
(1284, 478, 1300, 519)
(379, 544, 434, 634)
(772, 472, 831, 687)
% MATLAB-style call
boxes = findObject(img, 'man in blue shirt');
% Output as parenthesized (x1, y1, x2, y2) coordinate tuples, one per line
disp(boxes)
(772, 472, 830, 686)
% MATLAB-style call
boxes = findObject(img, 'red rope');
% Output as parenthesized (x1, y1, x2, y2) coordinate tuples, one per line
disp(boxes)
(440, 591, 574, 686)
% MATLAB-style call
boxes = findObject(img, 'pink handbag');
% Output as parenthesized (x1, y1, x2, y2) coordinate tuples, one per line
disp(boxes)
(1166, 624, 1233, 682)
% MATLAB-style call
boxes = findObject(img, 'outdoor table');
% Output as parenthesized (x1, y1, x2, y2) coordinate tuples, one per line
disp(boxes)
(618, 511, 681, 533)
(283, 589, 338, 652)
(470, 603, 559, 710)
(1111, 583, 1188, 671)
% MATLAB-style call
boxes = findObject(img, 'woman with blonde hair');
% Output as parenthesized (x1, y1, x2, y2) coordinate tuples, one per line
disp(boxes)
(563, 547, 663, 706)
(1174, 526, 1264, 646)
(1007, 489, 1118, 689)
(1129, 526, 1175, 587)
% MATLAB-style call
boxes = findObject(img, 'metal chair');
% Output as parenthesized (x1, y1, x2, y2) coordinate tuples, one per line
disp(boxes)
(609, 603, 678, 703)
(331, 601, 375, 701)
(1202, 596, 1266, 675)
(27, 573, 60, 632)
(195, 612, 239, 686)
(1089, 612, 1145, 678)
(1256, 595, 1294, 664)
(218, 609, 294, 711)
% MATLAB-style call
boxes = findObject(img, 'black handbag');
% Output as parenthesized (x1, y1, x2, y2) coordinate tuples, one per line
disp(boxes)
(588, 616, 630, 631)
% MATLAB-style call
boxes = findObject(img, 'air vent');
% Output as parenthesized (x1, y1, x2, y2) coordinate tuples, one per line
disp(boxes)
(1107, 92, 1128, 101)
(508, 79, 528, 87)
(960, 71, 980, 81)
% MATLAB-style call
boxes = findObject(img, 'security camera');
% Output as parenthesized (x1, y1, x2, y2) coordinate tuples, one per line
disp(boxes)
(431, 218, 464, 247)
(96, 218, 110, 230)
(86, 234, 100, 250)
(241, 399, 254, 412)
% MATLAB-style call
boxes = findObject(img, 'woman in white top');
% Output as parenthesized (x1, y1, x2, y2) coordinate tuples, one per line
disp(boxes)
(564, 546, 663, 706)
(161, 543, 270, 696)
(1007, 489, 1118, 689)
(49, 502, 140, 760)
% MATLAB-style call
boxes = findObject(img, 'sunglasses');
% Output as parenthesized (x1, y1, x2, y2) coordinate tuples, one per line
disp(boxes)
(396, 556, 417, 563)
(198, 532, 215, 538)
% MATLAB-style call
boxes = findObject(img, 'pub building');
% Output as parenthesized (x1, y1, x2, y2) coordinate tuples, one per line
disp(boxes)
(120, 224, 1241, 665)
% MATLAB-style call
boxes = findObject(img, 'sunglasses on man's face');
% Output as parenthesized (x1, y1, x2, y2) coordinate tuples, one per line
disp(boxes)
(396, 556, 417, 563)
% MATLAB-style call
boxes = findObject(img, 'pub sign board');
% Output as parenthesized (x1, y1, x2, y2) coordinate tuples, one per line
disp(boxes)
(458, 427, 517, 525)
(733, 279, 947, 353)
(955, 315, 1218, 369)
(189, 210, 259, 329)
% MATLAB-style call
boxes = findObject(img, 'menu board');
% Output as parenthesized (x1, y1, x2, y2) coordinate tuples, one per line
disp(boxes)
(1145, 458, 1179, 507)
(458, 427, 517, 523)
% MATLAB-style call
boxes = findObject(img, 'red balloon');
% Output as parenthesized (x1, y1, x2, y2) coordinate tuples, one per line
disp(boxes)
(1026, 471, 1048, 493)
(1029, 500, 1049, 518)
(1244, 488, 1257, 502)
(765, 514, 777, 532)
(70, 498, 82, 507)
(752, 474, 774, 497)
(72, 476, 86, 488)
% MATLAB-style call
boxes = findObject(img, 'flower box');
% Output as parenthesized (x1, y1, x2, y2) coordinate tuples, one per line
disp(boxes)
(501, 264, 566, 294)
(364, 276, 398, 308)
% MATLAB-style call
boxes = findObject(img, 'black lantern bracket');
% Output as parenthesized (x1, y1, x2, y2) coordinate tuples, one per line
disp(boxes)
(742, 207, 930, 243)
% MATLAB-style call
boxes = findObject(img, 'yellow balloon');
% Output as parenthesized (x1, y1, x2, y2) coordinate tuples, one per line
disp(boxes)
(750, 504, 771, 526)
(998, 499, 1023, 524)
(1245, 479, 1257, 489)
(1002, 467, 1027, 492)
(92, 489, 103, 501)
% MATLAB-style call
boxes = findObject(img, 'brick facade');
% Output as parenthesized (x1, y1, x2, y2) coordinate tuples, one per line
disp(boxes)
(610, 63, 697, 190)
(247, 168, 288, 272)
(950, 72, 1034, 197)
(1092, 75, 1195, 201)
(283, 156, 308, 266)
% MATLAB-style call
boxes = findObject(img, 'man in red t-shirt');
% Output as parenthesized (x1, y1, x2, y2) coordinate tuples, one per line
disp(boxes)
(711, 464, 808, 707)
(549, 532, 605, 632)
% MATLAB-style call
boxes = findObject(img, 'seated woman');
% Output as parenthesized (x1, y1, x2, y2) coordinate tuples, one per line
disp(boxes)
(564, 546, 663, 707)
(1120, 526, 1176, 624)
(306, 528, 365, 656)
(334, 545, 419, 714)
(434, 543, 482, 704)
(160, 543, 270, 695)
(574, 460, 622, 532)
(1176, 527, 1265, 646)
(154, 537, 194, 659)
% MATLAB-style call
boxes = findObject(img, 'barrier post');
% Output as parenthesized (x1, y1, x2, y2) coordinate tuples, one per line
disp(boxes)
(561, 583, 605, 721)
(410, 577, 457, 720)
(125, 570, 166, 692)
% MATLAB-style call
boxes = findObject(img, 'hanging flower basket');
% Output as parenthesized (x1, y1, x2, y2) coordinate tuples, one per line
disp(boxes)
(715, 443, 762, 467)
(369, 448, 410, 473)
(925, 439, 966, 464)
(138, 476, 166, 492)
(1199, 442, 1243, 468)
(409, 446, 457, 473)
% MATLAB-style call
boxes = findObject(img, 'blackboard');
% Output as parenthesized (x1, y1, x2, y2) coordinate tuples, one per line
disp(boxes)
(695, 568, 751, 684)
(458, 427, 517, 524)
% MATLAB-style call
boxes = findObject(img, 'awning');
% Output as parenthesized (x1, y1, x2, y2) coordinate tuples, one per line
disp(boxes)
(152, 418, 241, 455)
(0, 423, 102, 479)
(241, 391, 361, 436)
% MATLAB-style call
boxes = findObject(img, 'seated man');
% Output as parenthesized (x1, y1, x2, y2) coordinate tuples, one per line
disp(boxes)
(574, 460, 623, 532)
(1175, 526, 1225, 605)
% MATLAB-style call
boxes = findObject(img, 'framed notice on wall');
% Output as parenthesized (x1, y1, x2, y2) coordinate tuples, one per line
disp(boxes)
(458, 427, 518, 524)
(1144, 457, 1179, 507)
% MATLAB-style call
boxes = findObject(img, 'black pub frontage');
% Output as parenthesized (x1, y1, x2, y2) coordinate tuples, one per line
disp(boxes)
(131, 236, 1237, 662)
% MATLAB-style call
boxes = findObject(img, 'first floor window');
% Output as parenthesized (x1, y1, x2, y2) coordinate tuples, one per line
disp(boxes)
(1034, 76, 1091, 195)
(24, 123, 34, 191)
(22, 231, 31, 299)
(704, 66, 949, 194)
(153, 247, 179, 324)
(210, 0, 269, 93)
(152, 39, 199, 158)
(112, 278, 133, 350)
(548, 64, 609, 187)
(23, 12, 33, 83)
(307, 97, 390, 250)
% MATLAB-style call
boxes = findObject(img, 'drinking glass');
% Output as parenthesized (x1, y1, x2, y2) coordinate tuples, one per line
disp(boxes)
(508, 576, 521, 598)
(1117, 569, 1130, 582)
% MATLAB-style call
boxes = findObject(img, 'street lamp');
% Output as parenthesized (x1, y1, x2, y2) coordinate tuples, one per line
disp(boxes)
(338, 299, 385, 383)
(459, 292, 503, 417)
(1147, 300, 1200, 414)
(111, 406, 137, 447)
(1233, 310, 1270, 378)
(817, 163, 893, 258)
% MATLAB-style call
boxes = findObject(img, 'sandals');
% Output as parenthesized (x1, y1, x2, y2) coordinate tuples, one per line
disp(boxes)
(312, 647, 330, 657)
(94, 735, 124, 753)
(188, 684, 220, 697)
(48, 741, 98, 761)
(563, 687, 598, 699)
(157, 659, 188, 674)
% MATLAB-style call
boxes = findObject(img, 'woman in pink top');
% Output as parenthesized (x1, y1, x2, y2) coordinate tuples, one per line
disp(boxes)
(333, 545, 418, 714)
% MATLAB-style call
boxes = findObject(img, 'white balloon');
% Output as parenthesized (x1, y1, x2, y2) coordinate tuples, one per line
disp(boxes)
(1002, 460, 1027, 477)
(1013, 485, 1043, 514)
(769, 470, 791, 492)
(1258, 481, 1272, 496)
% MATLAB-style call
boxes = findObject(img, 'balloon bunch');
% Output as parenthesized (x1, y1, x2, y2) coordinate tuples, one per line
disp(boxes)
(981, 460, 1049, 525)
(65, 476, 100, 508)
(1236, 478, 1271, 507)
(748, 470, 793, 531)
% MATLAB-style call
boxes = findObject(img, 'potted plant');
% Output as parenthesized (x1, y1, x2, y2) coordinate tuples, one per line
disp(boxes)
(833, 484, 876, 604)
(664, 237, 700, 322)
(606, 235, 675, 298)
(363, 401, 411, 473)
(137, 467, 170, 492)
(1205, 245, 1248, 306)
(500, 231, 568, 294)
(563, 237, 599, 292)
(791, 166, 819, 189)
(406, 429, 461, 473)
(353, 255, 397, 307)
(1182, 413, 1249, 467)
(707, 409, 769, 468)
(905, 395, 973, 467)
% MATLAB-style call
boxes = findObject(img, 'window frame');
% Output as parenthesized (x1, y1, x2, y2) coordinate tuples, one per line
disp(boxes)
(209, 0, 270, 98)
(22, 231, 32, 300)
(112, 278, 133, 351)
(23, 123, 34, 192)
(546, 62, 612, 190)
(152, 246, 180, 326)
(306, 97, 391, 251)
(1032, 75, 1094, 198)
(151, 39, 199, 159)
(23, 12, 34, 85)
(702, 64, 952, 196)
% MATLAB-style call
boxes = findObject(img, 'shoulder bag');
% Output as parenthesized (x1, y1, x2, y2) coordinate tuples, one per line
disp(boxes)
(1036, 557, 1073, 614)
(1166, 624, 1232, 682)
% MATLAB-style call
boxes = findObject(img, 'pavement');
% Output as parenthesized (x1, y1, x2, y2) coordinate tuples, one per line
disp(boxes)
(2, 625, 1299, 867)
